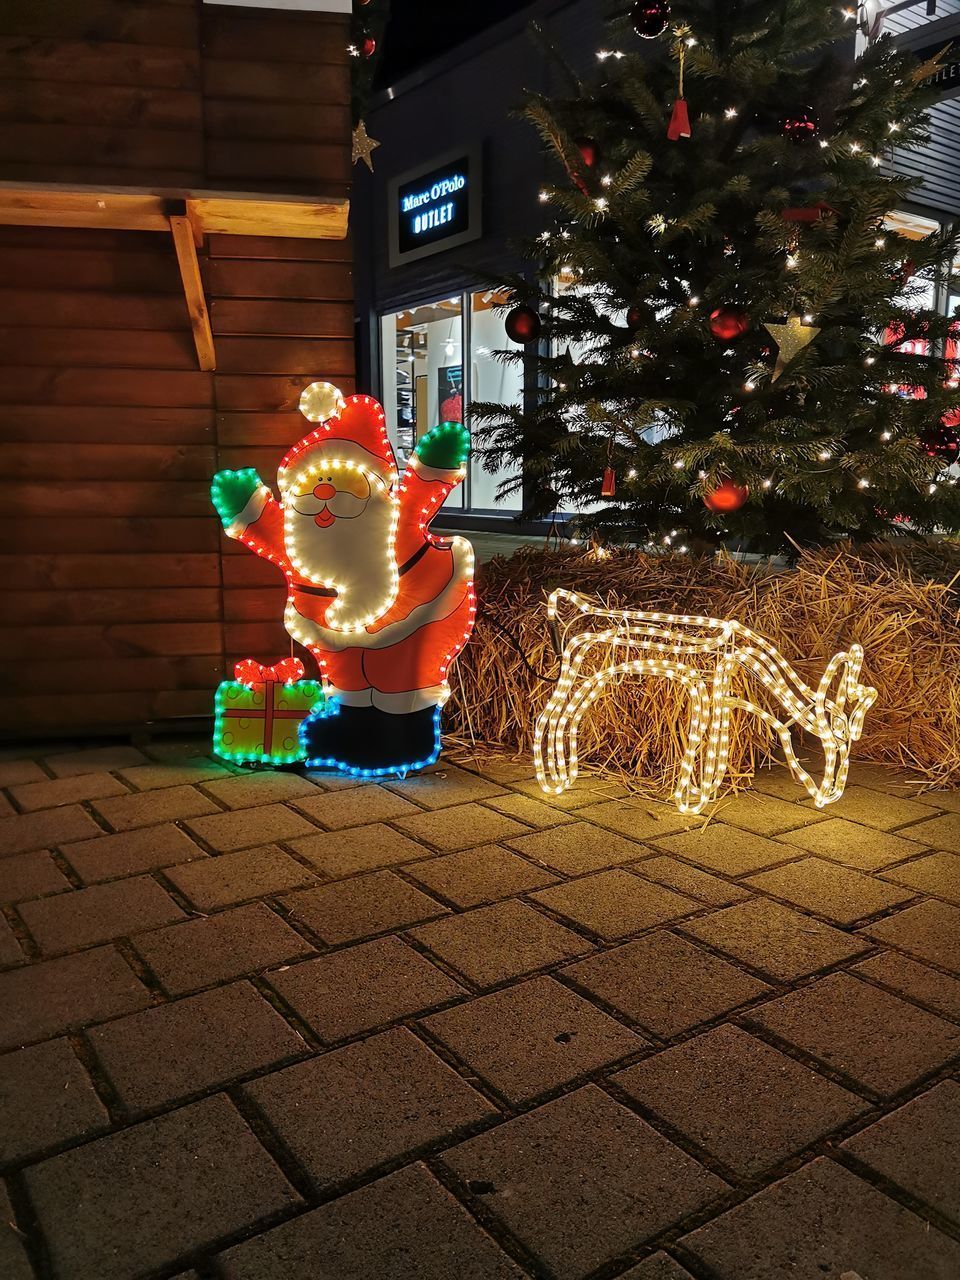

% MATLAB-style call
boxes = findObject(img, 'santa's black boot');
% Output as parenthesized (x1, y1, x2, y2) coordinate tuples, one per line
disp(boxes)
(301, 702, 440, 776)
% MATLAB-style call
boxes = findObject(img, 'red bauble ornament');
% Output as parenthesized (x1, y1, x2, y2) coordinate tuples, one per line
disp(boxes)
(505, 305, 542, 344)
(708, 306, 751, 342)
(920, 418, 960, 461)
(704, 480, 749, 513)
(576, 137, 600, 169)
(781, 106, 819, 144)
(601, 465, 617, 498)
(360, 35, 376, 58)
(625, 305, 643, 331)
(632, 1, 671, 38)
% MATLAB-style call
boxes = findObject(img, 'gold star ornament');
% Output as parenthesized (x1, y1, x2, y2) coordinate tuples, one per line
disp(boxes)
(764, 313, 821, 381)
(352, 120, 380, 172)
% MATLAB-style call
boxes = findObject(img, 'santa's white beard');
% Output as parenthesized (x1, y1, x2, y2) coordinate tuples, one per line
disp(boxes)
(286, 491, 398, 630)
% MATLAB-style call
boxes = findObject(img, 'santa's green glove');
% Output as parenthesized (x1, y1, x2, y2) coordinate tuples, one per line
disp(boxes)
(415, 421, 470, 471)
(211, 468, 263, 526)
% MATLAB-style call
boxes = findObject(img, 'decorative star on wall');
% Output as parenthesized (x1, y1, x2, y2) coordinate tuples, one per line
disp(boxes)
(764, 313, 821, 381)
(352, 120, 380, 172)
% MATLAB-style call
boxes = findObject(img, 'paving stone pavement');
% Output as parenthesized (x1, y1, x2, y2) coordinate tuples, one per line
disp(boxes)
(1, 741, 960, 1279)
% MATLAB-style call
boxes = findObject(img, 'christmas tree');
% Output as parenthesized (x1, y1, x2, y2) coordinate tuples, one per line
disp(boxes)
(473, 0, 960, 552)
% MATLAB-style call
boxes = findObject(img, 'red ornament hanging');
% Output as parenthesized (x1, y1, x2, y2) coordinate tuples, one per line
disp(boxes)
(780, 106, 819, 144)
(505, 305, 542, 344)
(708, 306, 751, 341)
(667, 35, 691, 140)
(781, 201, 838, 223)
(632, 1, 671, 38)
(601, 465, 617, 497)
(576, 137, 600, 169)
(920, 415, 960, 461)
(625, 305, 643, 331)
(703, 479, 749, 513)
(360, 34, 377, 58)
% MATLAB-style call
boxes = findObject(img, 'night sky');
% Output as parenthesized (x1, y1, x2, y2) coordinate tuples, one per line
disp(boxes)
(378, 0, 537, 83)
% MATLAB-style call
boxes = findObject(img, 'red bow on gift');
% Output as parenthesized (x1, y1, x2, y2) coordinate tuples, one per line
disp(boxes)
(234, 657, 305, 686)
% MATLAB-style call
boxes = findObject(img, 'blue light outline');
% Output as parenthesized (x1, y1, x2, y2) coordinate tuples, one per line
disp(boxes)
(299, 702, 443, 778)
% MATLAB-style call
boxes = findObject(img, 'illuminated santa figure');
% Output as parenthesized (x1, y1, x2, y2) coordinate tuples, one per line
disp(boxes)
(211, 383, 475, 775)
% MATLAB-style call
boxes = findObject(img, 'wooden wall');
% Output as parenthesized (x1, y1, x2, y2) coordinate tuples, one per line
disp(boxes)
(0, 0, 353, 736)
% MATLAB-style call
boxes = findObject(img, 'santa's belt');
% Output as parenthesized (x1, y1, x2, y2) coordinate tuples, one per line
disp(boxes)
(293, 539, 448, 597)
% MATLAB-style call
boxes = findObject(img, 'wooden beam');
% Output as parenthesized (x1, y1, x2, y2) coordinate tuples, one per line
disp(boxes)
(188, 192, 349, 240)
(169, 214, 216, 373)
(0, 182, 349, 240)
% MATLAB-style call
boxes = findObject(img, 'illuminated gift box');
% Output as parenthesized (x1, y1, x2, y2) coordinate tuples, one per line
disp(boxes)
(214, 657, 325, 765)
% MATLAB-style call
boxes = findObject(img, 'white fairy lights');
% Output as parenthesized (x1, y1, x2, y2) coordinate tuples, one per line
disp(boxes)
(534, 588, 876, 815)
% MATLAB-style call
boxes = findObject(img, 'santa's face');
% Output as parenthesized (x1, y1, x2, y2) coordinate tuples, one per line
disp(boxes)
(283, 459, 399, 631)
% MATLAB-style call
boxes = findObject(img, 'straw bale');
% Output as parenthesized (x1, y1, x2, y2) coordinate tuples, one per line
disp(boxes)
(446, 542, 960, 795)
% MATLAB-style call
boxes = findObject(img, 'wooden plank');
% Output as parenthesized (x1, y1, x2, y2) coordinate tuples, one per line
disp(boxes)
(0, 406, 214, 444)
(0, 38, 201, 90)
(190, 192, 348, 240)
(0, 224, 162, 251)
(2, 517, 218, 554)
(0, 289, 192, 331)
(0, 0, 199, 48)
(0, 328, 197, 370)
(0, 688, 213, 732)
(203, 58, 349, 105)
(9, 587, 222, 626)
(225, 620, 294, 656)
(204, 259, 352, 300)
(214, 337, 354, 376)
(221, 556, 286, 587)
(213, 374, 355, 412)
(12, 655, 221, 695)
(217, 411, 311, 447)
(201, 9, 348, 63)
(0, 125, 204, 173)
(0, 368, 214, 406)
(0, 186, 172, 233)
(211, 298, 352, 337)
(6, 480, 210, 519)
(0, 444, 216, 482)
(170, 214, 216, 371)
(0, 553, 220, 590)
(0, 82, 200, 130)
(222, 588, 285, 622)
(0, 246, 182, 292)
(205, 140, 350, 188)
(0, 162, 202, 188)
(0, 622, 222, 659)
(204, 99, 350, 144)
(207, 232, 352, 262)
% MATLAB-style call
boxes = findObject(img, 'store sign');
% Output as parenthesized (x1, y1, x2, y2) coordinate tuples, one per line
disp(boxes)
(908, 41, 960, 102)
(389, 147, 482, 267)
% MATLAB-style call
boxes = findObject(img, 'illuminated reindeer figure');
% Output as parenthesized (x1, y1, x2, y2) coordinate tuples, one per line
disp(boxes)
(534, 589, 877, 815)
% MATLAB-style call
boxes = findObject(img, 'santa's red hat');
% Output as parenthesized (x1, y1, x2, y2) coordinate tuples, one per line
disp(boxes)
(279, 391, 398, 489)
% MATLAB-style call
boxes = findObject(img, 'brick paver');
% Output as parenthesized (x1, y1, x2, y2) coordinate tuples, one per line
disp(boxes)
(564, 931, 771, 1037)
(679, 1157, 960, 1278)
(442, 1086, 726, 1280)
(404, 843, 558, 907)
(4, 739, 960, 1279)
(87, 982, 308, 1112)
(0, 850, 72, 902)
(131, 901, 315, 995)
(268, 935, 464, 1041)
(422, 975, 643, 1104)
(410, 899, 590, 987)
(25, 1095, 300, 1280)
(613, 1024, 867, 1178)
(0, 1038, 109, 1164)
(841, 1080, 960, 1228)
(19, 875, 186, 955)
(61, 823, 206, 883)
(743, 972, 960, 1097)
(282, 869, 448, 943)
(244, 1027, 495, 1191)
(218, 1163, 523, 1279)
